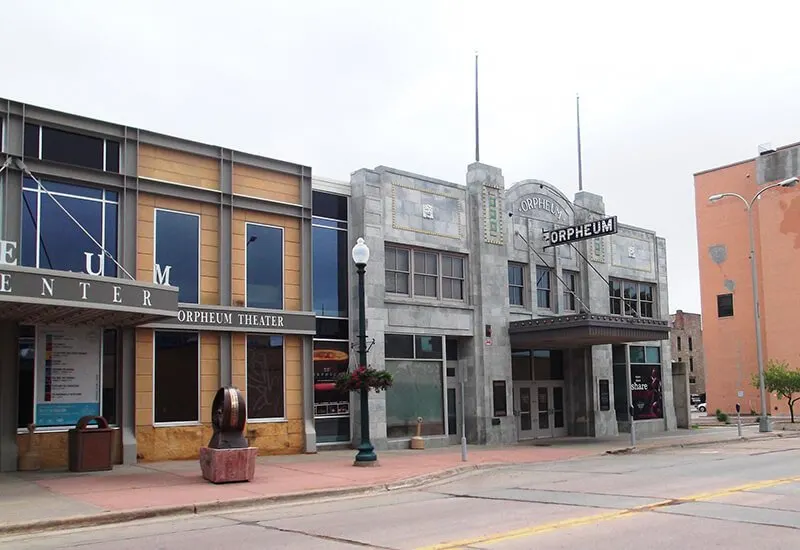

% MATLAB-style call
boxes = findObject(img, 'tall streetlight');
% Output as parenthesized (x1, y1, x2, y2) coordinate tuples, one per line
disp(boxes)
(708, 176, 799, 432)
(351, 237, 377, 465)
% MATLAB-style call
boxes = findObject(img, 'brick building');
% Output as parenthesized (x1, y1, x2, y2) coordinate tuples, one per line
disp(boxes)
(669, 310, 705, 400)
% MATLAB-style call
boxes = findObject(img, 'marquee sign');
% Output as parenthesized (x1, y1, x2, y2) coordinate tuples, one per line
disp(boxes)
(543, 216, 618, 247)
(142, 304, 316, 334)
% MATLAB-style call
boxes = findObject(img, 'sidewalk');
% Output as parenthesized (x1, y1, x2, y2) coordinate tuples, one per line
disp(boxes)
(0, 425, 795, 536)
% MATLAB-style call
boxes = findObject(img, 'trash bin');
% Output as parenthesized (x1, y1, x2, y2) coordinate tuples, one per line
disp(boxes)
(68, 416, 113, 472)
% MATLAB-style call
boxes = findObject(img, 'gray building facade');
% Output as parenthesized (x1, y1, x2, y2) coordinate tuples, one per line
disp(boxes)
(326, 162, 673, 450)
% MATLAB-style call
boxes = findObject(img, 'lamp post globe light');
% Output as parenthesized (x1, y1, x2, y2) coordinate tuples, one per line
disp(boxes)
(708, 176, 799, 433)
(352, 237, 377, 465)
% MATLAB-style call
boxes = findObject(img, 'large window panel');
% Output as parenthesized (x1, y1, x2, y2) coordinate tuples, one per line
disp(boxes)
(20, 178, 118, 276)
(413, 251, 439, 298)
(154, 209, 200, 304)
(609, 278, 656, 319)
(630, 345, 663, 421)
(385, 246, 410, 295)
(508, 263, 525, 307)
(246, 223, 284, 310)
(154, 331, 199, 424)
(441, 255, 464, 300)
(313, 340, 350, 443)
(536, 266, 552, 309)
(385, 361, 445, 438)
(246, 335, 285, 420)
(312, 224, 348, 317)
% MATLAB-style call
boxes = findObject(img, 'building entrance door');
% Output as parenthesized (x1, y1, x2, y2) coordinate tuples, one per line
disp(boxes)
(535, 382, 567, 438)
(514, 382, 536, 440)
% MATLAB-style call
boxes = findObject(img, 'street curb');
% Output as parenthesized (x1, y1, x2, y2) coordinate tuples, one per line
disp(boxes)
(0, 463, 498, 538)
(3, 432, 799, 537)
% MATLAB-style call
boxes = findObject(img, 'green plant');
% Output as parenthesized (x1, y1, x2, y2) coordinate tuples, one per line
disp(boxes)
(335, 366, 393, 393)
(716, 409, 729, 423)
(751, 359, 800, 423)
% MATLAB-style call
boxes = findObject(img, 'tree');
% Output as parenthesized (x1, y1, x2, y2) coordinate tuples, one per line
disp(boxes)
(751, 360, 800, 423)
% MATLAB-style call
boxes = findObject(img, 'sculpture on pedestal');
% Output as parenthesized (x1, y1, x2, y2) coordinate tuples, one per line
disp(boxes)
(200, 387, 258, 484)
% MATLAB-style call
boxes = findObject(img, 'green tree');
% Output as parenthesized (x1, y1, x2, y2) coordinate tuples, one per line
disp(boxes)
(751, 360, 800, 423)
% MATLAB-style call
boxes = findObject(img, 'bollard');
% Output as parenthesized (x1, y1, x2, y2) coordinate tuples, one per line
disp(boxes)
(460, 380, 468, 462)
(629, 405, 636, 447)
(736, 403, 742, 437)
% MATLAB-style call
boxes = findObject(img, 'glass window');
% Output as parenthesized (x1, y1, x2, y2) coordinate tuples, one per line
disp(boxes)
(102, 329, 118, 425)
(609, 278, 655, 318)
(563, 270, 578, 311)
(508, 263, 525, 307)
(246, 223, 284, 310)
(20, 178, 118, 277)
(630, 345, 663, 421)
(313, 340, 350, 443)
(512, 350, 532, 381)
(609, 280, 622, 314)
(639, 284, 654, 317)
(413, 251, 438, 298)
(24, 123, 40, 158)
(312, 224, 348, 317)
(623, 282, 638, 316)
(612, 344, 628, 422)
(385, 360, 444, 438)
(41, 126, 105, 171)
(688, 337, 693, 351)
(677, 337, 682, 351)
(17, 326, 35, 429)
(312, 191, 348, 221)
(154, 331, 199, 424)
(105, 141, 120, 173)
(690, 357, 694, 372)
(492, 381, 507, 417)
(155, 210, 199, 304)
(385, 334, 414, 359)
(246, 335, 285, 420)
(441, 255, 464, 300)
(533, 350, 564, 380)
(316, 318, 349, 340)
(415, 335, 443, 359)
(385, 246, 410, 295)
(717, 294, 734, 317)
(536, 266, 552, 309)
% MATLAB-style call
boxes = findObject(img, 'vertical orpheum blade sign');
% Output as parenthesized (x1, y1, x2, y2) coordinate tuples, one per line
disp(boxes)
(542, 216, 618, 248)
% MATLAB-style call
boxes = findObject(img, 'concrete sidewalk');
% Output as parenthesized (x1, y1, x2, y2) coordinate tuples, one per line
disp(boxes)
(0, 425, 795, 537)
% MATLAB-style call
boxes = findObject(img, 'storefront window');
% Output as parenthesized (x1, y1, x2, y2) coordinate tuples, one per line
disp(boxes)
(21, 177, 118, 277)
(246, 335, 285, 420)
(312, 222, 348, 317)
(612, 344, 628, 422)
(629, 345, 663, 420)
(385, 333, 445, 438)
(153, 331, 199, 424)
(313, 341, 350, 442)
(154, 209, 200, 304)
(246, 223, 283, 310)
(17, 326, 117, 429)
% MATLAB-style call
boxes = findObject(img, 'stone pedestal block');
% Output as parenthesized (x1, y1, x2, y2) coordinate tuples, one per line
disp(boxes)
(199, 447, 258, 484)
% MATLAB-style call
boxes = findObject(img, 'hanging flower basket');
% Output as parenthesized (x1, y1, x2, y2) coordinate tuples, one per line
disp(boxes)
(335, 366, 393, 393)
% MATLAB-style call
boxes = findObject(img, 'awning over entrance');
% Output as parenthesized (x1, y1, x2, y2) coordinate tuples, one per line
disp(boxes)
(0, 264, 179, 327)
(509, 313, 670, 349)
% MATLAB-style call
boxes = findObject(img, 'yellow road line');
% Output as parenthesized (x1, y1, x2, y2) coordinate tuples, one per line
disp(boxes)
(417, 476, 800, 550)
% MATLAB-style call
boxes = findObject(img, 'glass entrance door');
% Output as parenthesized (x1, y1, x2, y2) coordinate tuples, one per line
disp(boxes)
(515, 382, 535, 440)
(536, 382, 567, 438)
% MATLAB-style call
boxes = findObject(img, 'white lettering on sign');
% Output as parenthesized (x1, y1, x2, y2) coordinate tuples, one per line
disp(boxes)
(79, 281, 91, 300)
(84, 252, 104, 277)
(0, 273, 10, 293)
(0, 241, 18, 266)
(143, 290, 152, 307)
(154, 263, 173, 286)
(543, 216, 617, 247)
(42, 278, 55, 297)
(631, 382, 649, 391)
(112, 286, 122, 303)
(176, 309, 287, 328)
(517, 195, 565, 221)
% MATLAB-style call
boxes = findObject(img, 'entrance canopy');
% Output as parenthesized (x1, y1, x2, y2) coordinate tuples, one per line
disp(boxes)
(0, 264, 178, 327)
(510, 313, 670, 349)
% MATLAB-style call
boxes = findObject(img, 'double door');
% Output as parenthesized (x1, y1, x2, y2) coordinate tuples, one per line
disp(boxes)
(515, 381, 566, 439)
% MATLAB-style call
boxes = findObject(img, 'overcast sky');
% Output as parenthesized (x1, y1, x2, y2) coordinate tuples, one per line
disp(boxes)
(5, 0, 800, 313)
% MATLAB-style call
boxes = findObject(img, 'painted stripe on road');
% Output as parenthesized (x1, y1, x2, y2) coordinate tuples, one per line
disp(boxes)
(416, 476, 800, 549)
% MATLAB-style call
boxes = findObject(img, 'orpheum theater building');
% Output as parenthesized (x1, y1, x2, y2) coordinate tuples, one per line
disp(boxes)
(0, 98, 679, 472)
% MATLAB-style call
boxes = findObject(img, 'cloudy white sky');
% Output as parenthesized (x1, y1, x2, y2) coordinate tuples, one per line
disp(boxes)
(5, 0, 800, 313)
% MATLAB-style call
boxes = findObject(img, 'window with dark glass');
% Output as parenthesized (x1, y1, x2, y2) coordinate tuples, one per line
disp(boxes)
(24, 124, 121, 173)
(246, 223, 283, 309)
(154, 331, 199, 424)
(385, 334, 414, 359)
(414, 251, 439, 298)
(536, 266, 552, 309)
(312, 222, 348, 317)
(247, 335, 285, 420)
(102, 330, 119, 425)
(313, 340, 350, 443)
(688, 337, 693, 351)
(154, 209, 199, 303)
(492, 381, 507, 417)
(312, 191, 348, 221)
(508, 263, 525, 307)
(415, 335, 443, 359)
(677, 336, 682, 351)
(690, 357, 694, 372)
(563, 270, 578, 311)
(612, 344, 628, 422)
(629, 345, 663, 420)
(441, 255, 464, 300)
(385, 246, 410, 295)
(717, 294, 734, 317)
(609, 278, 655, 318)
(20, 177, 118, 276)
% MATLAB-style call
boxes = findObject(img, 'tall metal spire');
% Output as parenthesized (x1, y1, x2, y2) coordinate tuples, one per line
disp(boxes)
(576, 93, 583, 191)
(474, 51, 480, 163)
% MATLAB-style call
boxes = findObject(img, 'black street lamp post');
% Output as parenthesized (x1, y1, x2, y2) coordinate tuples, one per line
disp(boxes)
(352, 237, 377, 466)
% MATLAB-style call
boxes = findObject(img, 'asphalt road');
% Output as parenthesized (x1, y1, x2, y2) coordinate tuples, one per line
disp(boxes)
(4, 437, 800, 549)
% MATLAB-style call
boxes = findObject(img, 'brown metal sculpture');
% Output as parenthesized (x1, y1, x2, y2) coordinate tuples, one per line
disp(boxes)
(208, 387, 249, 449)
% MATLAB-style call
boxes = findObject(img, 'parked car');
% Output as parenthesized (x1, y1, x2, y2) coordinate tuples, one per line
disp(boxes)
(697, 403, 707, 413)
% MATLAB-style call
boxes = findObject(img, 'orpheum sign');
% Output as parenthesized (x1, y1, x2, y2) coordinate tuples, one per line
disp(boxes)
(144, 304, 316, 335)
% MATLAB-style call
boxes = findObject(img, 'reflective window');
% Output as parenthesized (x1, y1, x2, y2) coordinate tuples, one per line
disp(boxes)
(717, 294, 733, 317)
(154, 331, 199, 424)
(385, 246, 410, 295)
(23, 124, 121, 173)
(312, 191, 347, 221)
(313, 340, 350, 442)
(246, 335, 285, 420)
(312, 224, 348, 317)
(536, 266, 552, 309)
(508, 263, 525, 306)
(563, 270, 578, 311)
(20, 177, 118, 277)
(154, 209, 200, 304)
(630, 345, 663, 421)
(246, 223, 283, 309)
(609, 278, 656, 318)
